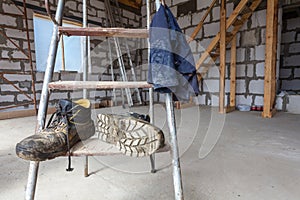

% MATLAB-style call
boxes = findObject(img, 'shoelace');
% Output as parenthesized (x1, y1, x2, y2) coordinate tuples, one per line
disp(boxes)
(46, 109, 74, 172)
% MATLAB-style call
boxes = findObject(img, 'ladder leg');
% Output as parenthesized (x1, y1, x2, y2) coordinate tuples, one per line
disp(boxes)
(148, 87, 156, 173)
(165, 93, 184, 200)
(25, 162, 39, 200)
(25, 1, 66, 199)
(150, 154, 156, 173)
(84, 156, 89, 177)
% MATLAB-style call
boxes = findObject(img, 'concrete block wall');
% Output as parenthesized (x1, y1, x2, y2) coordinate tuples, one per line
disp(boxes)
(0, 0, 142, 110)
(279, 16, 300, 94)
(141, 0, 282, 107)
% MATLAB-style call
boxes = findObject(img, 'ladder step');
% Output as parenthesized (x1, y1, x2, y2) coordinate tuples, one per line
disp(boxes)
(48, 81, 152, 90)
(58, 27, 149, 38)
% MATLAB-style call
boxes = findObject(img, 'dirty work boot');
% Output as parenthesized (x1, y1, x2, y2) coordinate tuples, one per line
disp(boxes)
(16, 99, 95, 166)
(97, 113, 165, 157)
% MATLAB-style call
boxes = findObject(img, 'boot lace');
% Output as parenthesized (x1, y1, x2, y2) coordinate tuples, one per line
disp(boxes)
(45, 106, 79, 172)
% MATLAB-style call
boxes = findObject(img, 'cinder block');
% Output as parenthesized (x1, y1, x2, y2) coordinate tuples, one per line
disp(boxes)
(286, 17, 300, 31)
(254, 95, 264, 106)
(203, 79, 219, 93)
(255, 45, 265, 61)
(0, 95, 14, 102)
(212, 7, 220, 21)
(193, 95, 206, 105)
(249, 80, 264, 94)
(236, 79, 246, 93)
(192, 11, 209, 26)
(0, 60, 21, 70)
(279, 68, 292, 79)
(93, 0, 104, 9)
(123, 10, 136, 20)
(65, 1, 77, 10)
(0, 13, 16, 27)
(281, 80, 300, 90)
(247, 64, 254, 77)
(2, 3, 24, 15)
(236, 95, 252, 105)
(173, 0, 189, 6)
(236, 48, 245, 62)
(294, 68, 300, 78)
(5, 29, 28, 40)
(281, 32, 295, 43)
(207, 66, 220, 78)
(241, 30, 259, 47)
(251, 10, 267, 28)
(255, 62, 265, 77)
(1, 84, 26, 92)
(236, 64, 246, 77)
(177, 15, 191, 29)
(49, 92, 68, 101)
(227, 3, 234, 18)
(204, 22, 219, 37)
(17, 94, 31, 102)
(70, 91, 83, 99)
(283, 55, 299, 67)
(3, 74, 32, 81)
(197, 0, 212, 10)
(211, 94, 219, 107)
(289, 43, 300, 53)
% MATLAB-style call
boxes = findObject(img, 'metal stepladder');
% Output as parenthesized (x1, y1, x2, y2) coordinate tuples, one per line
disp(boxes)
(25, 0, 184, 199)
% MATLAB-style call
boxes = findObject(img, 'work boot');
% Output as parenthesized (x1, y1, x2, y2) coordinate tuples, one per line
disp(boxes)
(97, 113, 165, 157)
(16, 99, 95, 166)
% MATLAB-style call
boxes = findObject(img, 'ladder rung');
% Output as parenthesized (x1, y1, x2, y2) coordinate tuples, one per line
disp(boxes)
(58, 27, 149, 38)
(48, 81, 152, 90)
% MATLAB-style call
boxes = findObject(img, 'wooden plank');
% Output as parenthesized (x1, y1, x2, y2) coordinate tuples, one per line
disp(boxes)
(59, 27, 149, 38)
(262, 0, 278, 118)
(219, 0, 226, 114)
(230, 35, 237, 108)
(48, 81, 153, 90)
(225, 106, 236, 113)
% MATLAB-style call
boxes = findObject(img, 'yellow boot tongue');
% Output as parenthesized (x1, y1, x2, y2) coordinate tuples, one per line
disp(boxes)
(74, 99, 90, 108)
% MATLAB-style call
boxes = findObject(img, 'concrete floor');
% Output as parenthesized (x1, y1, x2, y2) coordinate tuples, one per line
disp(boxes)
(1, 105, 300, 200)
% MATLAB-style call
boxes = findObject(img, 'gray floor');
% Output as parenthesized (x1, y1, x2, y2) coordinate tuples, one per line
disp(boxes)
(1, 105, 300, 200)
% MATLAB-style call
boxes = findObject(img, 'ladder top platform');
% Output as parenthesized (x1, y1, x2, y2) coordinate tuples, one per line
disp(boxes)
(68, 138, 170, 157)
(59, 27, 149, 38)
(48, 81, 153, 90)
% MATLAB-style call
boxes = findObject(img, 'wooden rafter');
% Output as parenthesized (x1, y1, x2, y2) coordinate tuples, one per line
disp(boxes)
(262, 0, 279, 118)
(219, 0, 226, 114)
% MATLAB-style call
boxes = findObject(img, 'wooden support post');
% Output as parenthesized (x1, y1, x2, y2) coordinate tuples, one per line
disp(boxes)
(226, 34, 237, 113)
(219, 0, 226, 114)
(263, 0, 278, 118)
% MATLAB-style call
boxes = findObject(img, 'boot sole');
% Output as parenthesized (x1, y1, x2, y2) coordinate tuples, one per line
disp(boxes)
(97, 113, 165, 157)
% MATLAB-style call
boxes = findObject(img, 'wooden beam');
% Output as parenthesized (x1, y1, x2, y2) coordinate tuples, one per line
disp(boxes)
(262, 0, 278, 118)
(219, 0, 226, 114)
(230, 35, 237, 108)
(59, 27, 149, 38)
